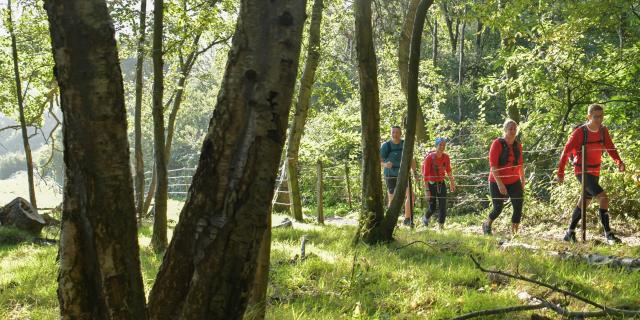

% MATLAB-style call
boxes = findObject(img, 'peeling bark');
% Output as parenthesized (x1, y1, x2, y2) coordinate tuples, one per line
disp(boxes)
(44, 0, 147, 318)
(146, 0, 307, 318)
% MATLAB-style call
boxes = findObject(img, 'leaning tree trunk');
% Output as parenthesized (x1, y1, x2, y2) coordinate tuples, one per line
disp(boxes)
(286, 0, 323, 222)
(151, 0, 168, 253)
(43, 0, 147, 318)
(398, 0, 427, 144)
(377, 0, 434, 241)
(354, 0, 385, 244)
(134, 0, 147, 220)
(8, 0, 37, 210)
(145, 0, 307, 318)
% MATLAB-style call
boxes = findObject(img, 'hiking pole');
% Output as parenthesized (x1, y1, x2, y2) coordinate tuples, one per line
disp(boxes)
(581, 144, 587, 242)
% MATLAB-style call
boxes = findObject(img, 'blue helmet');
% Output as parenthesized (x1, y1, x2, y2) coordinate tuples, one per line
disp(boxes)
(435, 137, 447, 148)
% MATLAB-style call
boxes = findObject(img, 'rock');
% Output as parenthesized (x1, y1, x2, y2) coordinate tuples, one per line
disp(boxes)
(0, 197, 46, 235)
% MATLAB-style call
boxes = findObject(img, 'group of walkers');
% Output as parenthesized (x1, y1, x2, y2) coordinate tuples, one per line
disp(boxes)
(379, 104, 625, 244)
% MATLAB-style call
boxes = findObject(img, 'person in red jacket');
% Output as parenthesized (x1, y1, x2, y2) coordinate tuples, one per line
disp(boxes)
(557, 104, 625, 244)
(421, 137, 456, 229)
(482, 119, 525, 237)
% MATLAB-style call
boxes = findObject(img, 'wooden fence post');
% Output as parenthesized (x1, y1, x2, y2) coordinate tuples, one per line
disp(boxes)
(344, 162, 352, 209)
(316, 159, 324, 224)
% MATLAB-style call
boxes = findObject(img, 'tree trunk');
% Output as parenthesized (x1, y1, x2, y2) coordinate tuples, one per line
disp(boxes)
(376, 0, 434, 241)
(151, 0, 168, 253)
(8, 0, 37, 210)
(286, 0, 323, 222)
(475, 19, 483, 59)
(457, 16, 466, 123)
(164, 33, 202, 166)
(145, 0, 306, 318)
(503, 34, 520, 123)
(398, 0, 428, 144)
(432, 17, 438, 65)
(246, 213, 271, 320)
(43, 1, 147, 318)
(134, 0, 147, 220)
(354, 0, 385, 244)
(440, 2, 457, 55)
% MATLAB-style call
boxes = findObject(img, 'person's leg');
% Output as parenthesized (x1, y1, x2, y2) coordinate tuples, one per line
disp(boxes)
(484, 182, 504, 235)
(386, 176, 396, 207)
(404, 185, 414, 220)
(565, 174, 594, 241)
(438, 182, 447, 227)
(422, 182, 438, 226)
(507, 181, 524, 235)
(584, 174, 619, 242)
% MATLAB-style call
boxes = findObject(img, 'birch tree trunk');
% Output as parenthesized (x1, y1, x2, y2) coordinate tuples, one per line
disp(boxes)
(146, 0, 307, 318)
(286, 0, 324, 222)
(44, 0, 147, 318)
(8, 0, 37, 210)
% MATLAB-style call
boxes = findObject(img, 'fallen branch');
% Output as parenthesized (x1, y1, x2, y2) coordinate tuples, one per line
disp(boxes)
(469, 255, 604, 309)
(451, 303, 545, 320)
(393, 240, 437, 251)
(460, 255, 640, 319)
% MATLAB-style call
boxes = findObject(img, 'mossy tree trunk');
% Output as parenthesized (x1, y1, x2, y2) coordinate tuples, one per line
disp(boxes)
(44, 0, 147, 318)
(145, 0, 307, 318)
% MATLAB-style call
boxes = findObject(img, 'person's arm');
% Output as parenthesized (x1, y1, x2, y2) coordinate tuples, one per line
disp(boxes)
(519, 143, 526, 189)
(557, 129, 579, 183)
(603, 128, 625, 172)
(380, 143, 392, 169)
(489, 140, 506, 194)
(446, 155, 455, 192)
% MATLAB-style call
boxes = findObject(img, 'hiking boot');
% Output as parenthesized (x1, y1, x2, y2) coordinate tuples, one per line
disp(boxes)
(606, 233, 622, 245)
(422, 214, 430, 226)
(482, 222, 492, 235)
(402, 217, 414, 228)
(563, 231, 577, 243)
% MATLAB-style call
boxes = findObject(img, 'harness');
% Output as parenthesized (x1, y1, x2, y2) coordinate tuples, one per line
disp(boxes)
(498, 138, 520, 166)
(572, 124, 606, 168)
(428, 152, 446, 193)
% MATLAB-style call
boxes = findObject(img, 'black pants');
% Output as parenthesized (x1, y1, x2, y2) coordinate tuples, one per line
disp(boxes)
(426, 181, 447, 224)
(489, 180, 523, 224)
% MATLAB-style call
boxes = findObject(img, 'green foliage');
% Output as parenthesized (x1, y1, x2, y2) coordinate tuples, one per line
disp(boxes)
(0, 0, 55, 126)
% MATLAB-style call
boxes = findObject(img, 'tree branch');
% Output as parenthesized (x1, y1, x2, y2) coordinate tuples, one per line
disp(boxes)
(470, 255, 605, 309)
(451, 303, 546, 320)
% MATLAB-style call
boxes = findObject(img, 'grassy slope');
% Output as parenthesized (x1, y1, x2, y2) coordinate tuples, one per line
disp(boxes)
(2, 211, 639, 320)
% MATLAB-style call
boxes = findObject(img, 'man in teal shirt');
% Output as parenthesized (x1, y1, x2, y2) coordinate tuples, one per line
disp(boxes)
(380, 126, 416, 226)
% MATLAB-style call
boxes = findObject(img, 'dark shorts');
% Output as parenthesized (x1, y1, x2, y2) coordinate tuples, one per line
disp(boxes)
(385, 176, 397, 194)
(576, 174, 604, 199)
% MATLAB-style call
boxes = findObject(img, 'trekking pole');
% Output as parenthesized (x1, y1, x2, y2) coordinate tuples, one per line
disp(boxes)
(581, 144, 587, 242)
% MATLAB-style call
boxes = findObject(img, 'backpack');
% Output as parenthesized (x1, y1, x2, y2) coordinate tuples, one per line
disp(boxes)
(498, 138, 520, 166)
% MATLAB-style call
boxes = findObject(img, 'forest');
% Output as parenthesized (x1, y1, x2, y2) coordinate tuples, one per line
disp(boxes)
(0, 0, 639, 319)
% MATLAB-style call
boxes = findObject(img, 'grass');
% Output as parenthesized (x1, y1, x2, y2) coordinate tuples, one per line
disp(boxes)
(1, 206, 639, 319)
